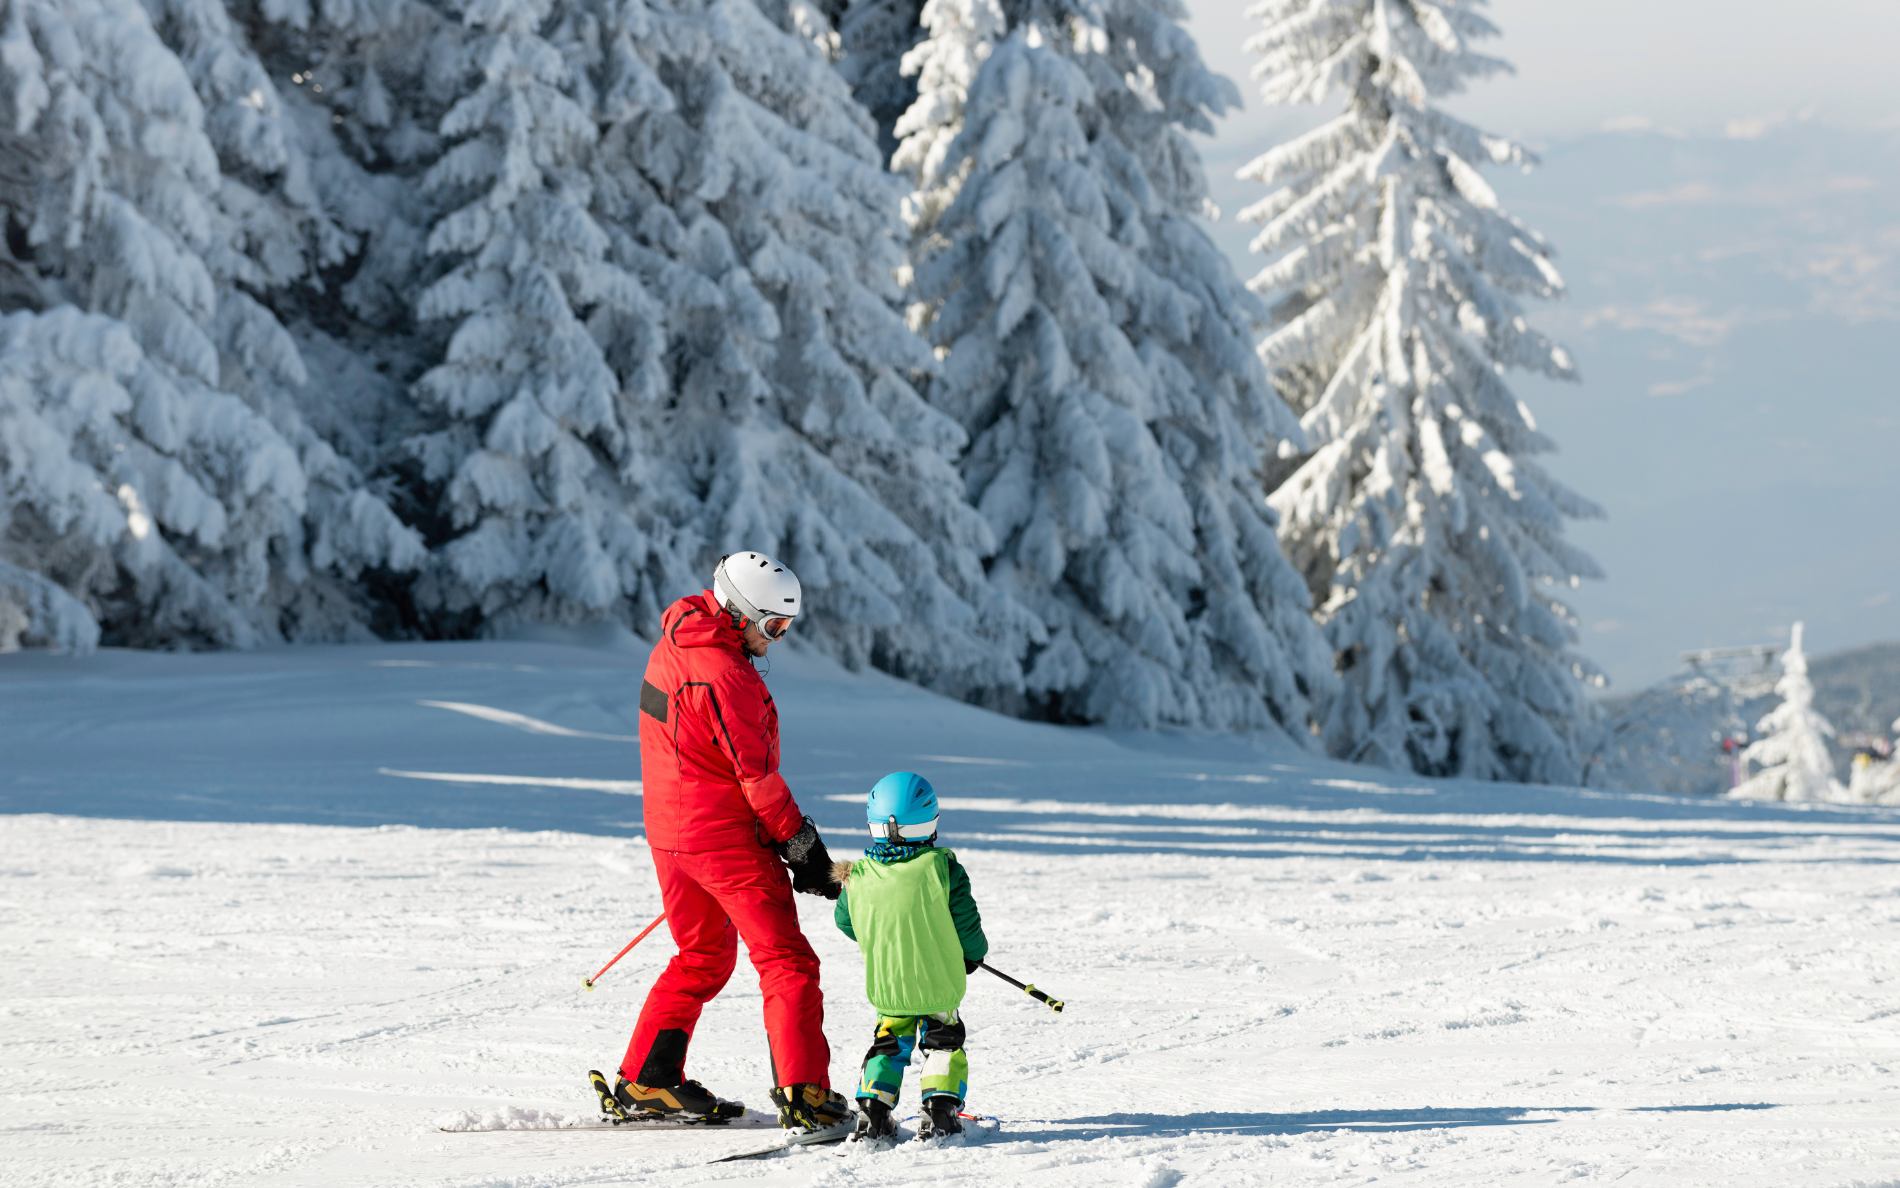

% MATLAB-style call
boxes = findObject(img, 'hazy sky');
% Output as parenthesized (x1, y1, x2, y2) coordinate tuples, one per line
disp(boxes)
(1182, 0, 1900, 691)
(1186, 0, 1900, 143)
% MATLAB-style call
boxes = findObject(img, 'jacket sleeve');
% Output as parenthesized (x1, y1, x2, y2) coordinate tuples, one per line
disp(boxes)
(833, 887, 857, 941)
(944, 852, 988, 964)
(711, 669, 803, 844)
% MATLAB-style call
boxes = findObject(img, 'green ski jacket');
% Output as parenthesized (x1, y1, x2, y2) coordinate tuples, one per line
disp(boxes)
(834, 846, 987, 1017)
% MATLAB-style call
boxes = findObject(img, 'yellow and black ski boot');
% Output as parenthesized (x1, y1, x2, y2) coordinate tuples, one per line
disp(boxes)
(769, 1083, 853, 1132)
(589, 1069, 741, 1125)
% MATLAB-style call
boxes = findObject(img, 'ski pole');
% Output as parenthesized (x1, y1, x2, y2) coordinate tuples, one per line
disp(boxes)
(583, 913, 667, 991)
(979, 961, 1065, 1013)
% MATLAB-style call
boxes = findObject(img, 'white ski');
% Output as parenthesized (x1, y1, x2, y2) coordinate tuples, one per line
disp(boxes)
(708, 1119, 855, 1162)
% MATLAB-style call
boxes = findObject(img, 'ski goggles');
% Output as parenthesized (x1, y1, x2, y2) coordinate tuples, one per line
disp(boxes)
(760, 615, 794, 641)
(871, 814, 938, 843)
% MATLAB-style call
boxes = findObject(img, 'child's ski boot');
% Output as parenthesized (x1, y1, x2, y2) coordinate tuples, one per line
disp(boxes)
(852, 1098, 896, 1142)
(917, 1095, 963, 1140)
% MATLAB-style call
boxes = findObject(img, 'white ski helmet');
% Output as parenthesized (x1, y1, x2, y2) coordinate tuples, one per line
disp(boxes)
(713, 551, 802, 639)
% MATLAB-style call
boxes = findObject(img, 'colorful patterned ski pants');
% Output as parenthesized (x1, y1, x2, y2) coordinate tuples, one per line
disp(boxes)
(856, 1011, 967, 1106)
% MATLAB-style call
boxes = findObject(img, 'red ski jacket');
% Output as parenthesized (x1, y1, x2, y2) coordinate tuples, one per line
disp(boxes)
(637, 590, 805, 853)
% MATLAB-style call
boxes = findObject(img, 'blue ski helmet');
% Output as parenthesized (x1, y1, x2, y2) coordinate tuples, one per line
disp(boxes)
(867, 771, 937, 843)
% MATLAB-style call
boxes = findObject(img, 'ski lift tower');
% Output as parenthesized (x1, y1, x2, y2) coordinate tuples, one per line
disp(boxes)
(1679, 643, 1781, 789)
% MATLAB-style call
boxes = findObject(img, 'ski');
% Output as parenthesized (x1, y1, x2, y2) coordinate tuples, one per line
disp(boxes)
(441, 1115, 778, 1133)
(438, 1072, 767, 1133)
(707, 1119, 854, 1163)
(834, 1112, 998, 1154)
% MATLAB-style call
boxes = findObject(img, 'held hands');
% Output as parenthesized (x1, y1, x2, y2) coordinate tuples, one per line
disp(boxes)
(777, 816, 839, 899)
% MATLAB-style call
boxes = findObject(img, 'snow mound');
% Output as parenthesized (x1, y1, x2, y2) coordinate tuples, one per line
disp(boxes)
(116, 862, 195, 879)
(435, 1105, 591, 1132)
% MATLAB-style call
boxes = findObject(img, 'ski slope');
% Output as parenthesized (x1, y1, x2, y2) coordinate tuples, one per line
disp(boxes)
(4, 637, 1900, 1186)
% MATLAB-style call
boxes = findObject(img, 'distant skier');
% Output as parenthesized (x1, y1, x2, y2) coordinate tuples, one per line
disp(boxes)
(602, 552, 852, 1133)
(831, 771, 988, 1141)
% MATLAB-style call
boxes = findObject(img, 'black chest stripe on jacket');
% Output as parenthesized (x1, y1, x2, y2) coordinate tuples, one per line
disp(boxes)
(639, 680, 669, 724)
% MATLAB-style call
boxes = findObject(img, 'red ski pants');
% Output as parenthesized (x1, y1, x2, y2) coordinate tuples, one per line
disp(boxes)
(621, 844, 830, 1090)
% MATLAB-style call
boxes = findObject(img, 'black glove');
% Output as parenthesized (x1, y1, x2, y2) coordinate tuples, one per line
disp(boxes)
(778, 816, 839, 899)
(965, 958, 981, 975)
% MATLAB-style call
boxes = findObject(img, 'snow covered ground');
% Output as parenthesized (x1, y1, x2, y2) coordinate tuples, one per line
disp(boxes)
(5, 638, 1900, 1186)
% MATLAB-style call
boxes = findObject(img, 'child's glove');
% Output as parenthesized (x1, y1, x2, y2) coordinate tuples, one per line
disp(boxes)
(778, 816, 839, 899)
(965, 958, 981, 974)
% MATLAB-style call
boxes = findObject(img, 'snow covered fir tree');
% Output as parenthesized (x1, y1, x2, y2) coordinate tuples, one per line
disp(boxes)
(565, 0, 1020, 698)
(895, 0, 1334, 731)
(1242, 0, 1605, 782)
(823, 0, 927, 163)
(1730, 623, 1844, 803)
(0, 0, 421, 653)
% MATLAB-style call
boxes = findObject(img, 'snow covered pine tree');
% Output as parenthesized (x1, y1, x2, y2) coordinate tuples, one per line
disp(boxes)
(405, 0, 692, 633)
(822, 0, 927, 164)
(574, 0, 1014, 697)
(0, 0, 411, 649)
(1731, 623, 1844, 803)
(1245, 0, 1603, 782)
(899, 0, 1330, 731)
(143, 0, 425, 637)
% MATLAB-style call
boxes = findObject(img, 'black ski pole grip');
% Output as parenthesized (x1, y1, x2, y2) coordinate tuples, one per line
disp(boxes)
(979, 961, 1065, 1013)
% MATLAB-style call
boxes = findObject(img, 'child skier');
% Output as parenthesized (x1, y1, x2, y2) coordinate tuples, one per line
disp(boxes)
(831, 771, 987, 1142)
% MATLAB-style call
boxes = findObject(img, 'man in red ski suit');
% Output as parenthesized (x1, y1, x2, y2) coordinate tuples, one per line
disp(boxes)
(611, 552, 851, 1131)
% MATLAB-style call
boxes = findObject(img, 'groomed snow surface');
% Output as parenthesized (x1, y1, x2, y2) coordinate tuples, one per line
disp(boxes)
(4, 639, 1899, 1186)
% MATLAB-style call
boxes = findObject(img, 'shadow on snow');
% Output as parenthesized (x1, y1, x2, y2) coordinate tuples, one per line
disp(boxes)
(1027, 1102, 1778, 1141)
(3, 646, 1896, 867)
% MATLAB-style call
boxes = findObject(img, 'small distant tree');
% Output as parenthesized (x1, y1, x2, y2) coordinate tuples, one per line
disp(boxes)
(1730, 623, 1844, 803)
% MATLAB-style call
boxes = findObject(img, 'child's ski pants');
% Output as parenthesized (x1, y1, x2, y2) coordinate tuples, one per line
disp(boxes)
(856, 1010, 967, 1105)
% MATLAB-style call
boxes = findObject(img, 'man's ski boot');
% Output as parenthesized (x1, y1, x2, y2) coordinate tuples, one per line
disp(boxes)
(589, 1069, 742, 1125)
(851, 1097, 896, 1142)
(916, 1095, 964, 1140)
(770, 1083, 854, 1132)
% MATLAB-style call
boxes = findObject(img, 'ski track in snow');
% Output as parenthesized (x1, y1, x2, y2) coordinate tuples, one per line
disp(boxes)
(3, 641, 1900, 1186)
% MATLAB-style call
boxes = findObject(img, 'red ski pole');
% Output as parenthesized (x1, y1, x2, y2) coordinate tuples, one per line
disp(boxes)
(583, 913, 667, 991)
